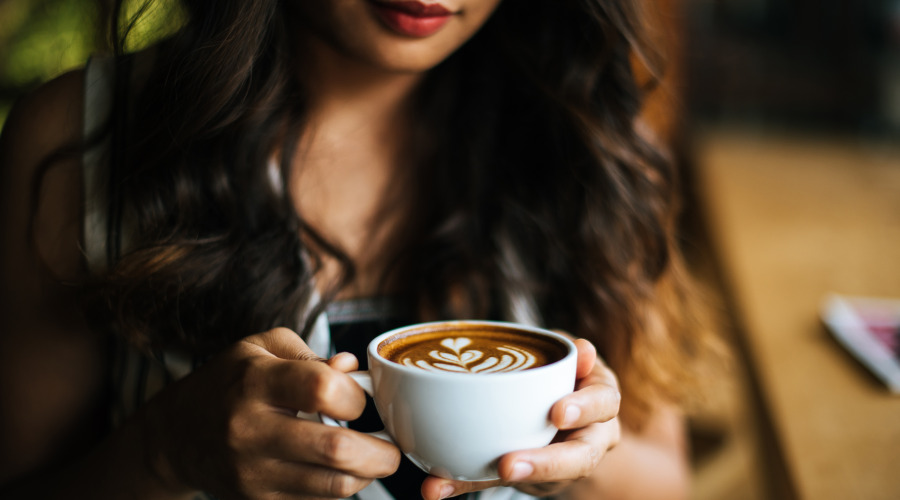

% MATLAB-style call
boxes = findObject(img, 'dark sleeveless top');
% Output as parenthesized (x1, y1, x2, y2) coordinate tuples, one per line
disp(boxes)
(327, 298, 432, 500)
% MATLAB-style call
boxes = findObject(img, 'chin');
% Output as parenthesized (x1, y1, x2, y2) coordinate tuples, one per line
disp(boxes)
(358, 40, 464, 73)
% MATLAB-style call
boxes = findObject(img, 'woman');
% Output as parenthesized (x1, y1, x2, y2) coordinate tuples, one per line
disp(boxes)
(0, 0, 710, 498)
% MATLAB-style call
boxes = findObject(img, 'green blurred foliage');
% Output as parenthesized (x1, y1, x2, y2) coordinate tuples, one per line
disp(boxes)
(120, 0, 184, 52)
(0, 0, 183, 128)
(0, 1, 95, 88)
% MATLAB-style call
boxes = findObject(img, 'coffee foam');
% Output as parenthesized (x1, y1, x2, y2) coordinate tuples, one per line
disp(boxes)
(378, 326, 567, 374)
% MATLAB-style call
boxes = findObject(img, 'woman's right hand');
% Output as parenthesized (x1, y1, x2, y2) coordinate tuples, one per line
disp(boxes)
(141, 327, 401, 499)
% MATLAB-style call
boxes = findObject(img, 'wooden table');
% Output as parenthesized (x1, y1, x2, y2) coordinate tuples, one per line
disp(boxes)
(692, 127, 900, 500)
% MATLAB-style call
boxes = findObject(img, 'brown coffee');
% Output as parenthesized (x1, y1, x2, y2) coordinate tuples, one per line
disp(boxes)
(378, 324, 568, 374)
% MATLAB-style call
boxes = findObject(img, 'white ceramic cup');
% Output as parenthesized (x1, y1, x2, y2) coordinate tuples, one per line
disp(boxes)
(326, 320, 578, 481)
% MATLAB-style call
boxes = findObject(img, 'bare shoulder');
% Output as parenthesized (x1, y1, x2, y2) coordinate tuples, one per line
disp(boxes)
(1, 68, 86, 169)
(0, 67, 87, 202)
(0, 68, 111, 486)
(0, 68, 87, 285)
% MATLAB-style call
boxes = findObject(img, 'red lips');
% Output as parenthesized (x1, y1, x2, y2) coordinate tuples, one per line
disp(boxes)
(369, 1, 455, 38)
(378, 1, 453, 16)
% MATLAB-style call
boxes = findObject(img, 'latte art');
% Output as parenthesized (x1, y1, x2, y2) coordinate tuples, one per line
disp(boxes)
(378, 325, 568, 374)
(402, 337, 538, 373)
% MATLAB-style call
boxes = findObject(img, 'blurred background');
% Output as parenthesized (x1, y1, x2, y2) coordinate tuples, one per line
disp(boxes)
(1, 1, 898, 499)
(685, 0, 900, 135)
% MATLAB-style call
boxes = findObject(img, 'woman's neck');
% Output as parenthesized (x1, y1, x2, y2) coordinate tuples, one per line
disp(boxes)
(290, 35, 425, 299)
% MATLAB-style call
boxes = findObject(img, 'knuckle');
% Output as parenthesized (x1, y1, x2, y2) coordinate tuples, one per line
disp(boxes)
(540, 455, 563, 479)
(383, 447, 402, 474)
(576, 437, 603, 476)
(318, 429, 354, 467)
(214, 458, 256, 500)
(231, 466, 261, 500)
(270, 359, 298, 386)
(231, 355, 267, 399)
(225, 411, 255, 451)
(548, 440, 600, 480)
(610, 389, 621, 410)
(587, 443, 603, 472)
(328, 470, 362, 498)
(609, 420, 622, 449)
(602, 389, 621, 418)
(308, 369, 340, 409)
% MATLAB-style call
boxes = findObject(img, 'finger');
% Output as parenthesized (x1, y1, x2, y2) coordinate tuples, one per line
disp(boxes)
(549, 376, 620, 429)
(239, 327, 325, 361)
(256, 457, 377, 499)
(258, 357, 367, 420)
(327, 352, 359, 373)
(420, 475, 502, 500)
(574, 338, 598, 378)
(498, 420, 620, 484)
(254, 413, 401, 478)
(243, 327, 326, 361)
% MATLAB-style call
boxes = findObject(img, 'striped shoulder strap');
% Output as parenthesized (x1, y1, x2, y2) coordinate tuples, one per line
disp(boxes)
(82, 54, 115, 273)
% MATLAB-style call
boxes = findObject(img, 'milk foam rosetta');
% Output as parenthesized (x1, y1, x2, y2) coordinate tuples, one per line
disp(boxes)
(402, 337, 538, 373)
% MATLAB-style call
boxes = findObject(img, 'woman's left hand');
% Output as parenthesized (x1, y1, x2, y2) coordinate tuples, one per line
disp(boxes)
(421, 338, 621, 500)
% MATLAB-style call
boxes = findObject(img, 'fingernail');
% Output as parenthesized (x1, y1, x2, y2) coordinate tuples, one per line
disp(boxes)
(563, 405, 581, 427)
(439, 484, 455, 499)
(510, 461, 534, 481)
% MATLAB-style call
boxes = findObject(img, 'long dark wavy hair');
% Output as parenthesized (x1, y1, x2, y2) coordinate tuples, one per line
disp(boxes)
(85, 0, 711, 426)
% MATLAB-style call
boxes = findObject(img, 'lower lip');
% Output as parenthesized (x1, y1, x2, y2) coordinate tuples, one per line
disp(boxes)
(371, 4, 452, 38)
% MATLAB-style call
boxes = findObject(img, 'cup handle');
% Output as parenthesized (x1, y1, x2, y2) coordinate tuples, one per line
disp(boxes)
(299, 371, 395, 443)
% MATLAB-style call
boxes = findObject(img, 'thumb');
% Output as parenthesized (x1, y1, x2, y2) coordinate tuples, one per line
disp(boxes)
(327, 352, 360, 373)
(239, 328, 366, 418)
(243, 327, 324, 361)
(574, 338, 598, 379)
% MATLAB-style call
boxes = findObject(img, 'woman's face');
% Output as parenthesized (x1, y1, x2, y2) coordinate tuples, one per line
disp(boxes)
(291, 0, 503, 73)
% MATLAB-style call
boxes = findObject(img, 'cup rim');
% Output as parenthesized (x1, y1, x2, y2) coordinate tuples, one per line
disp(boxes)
(368, 320, 577, 378)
